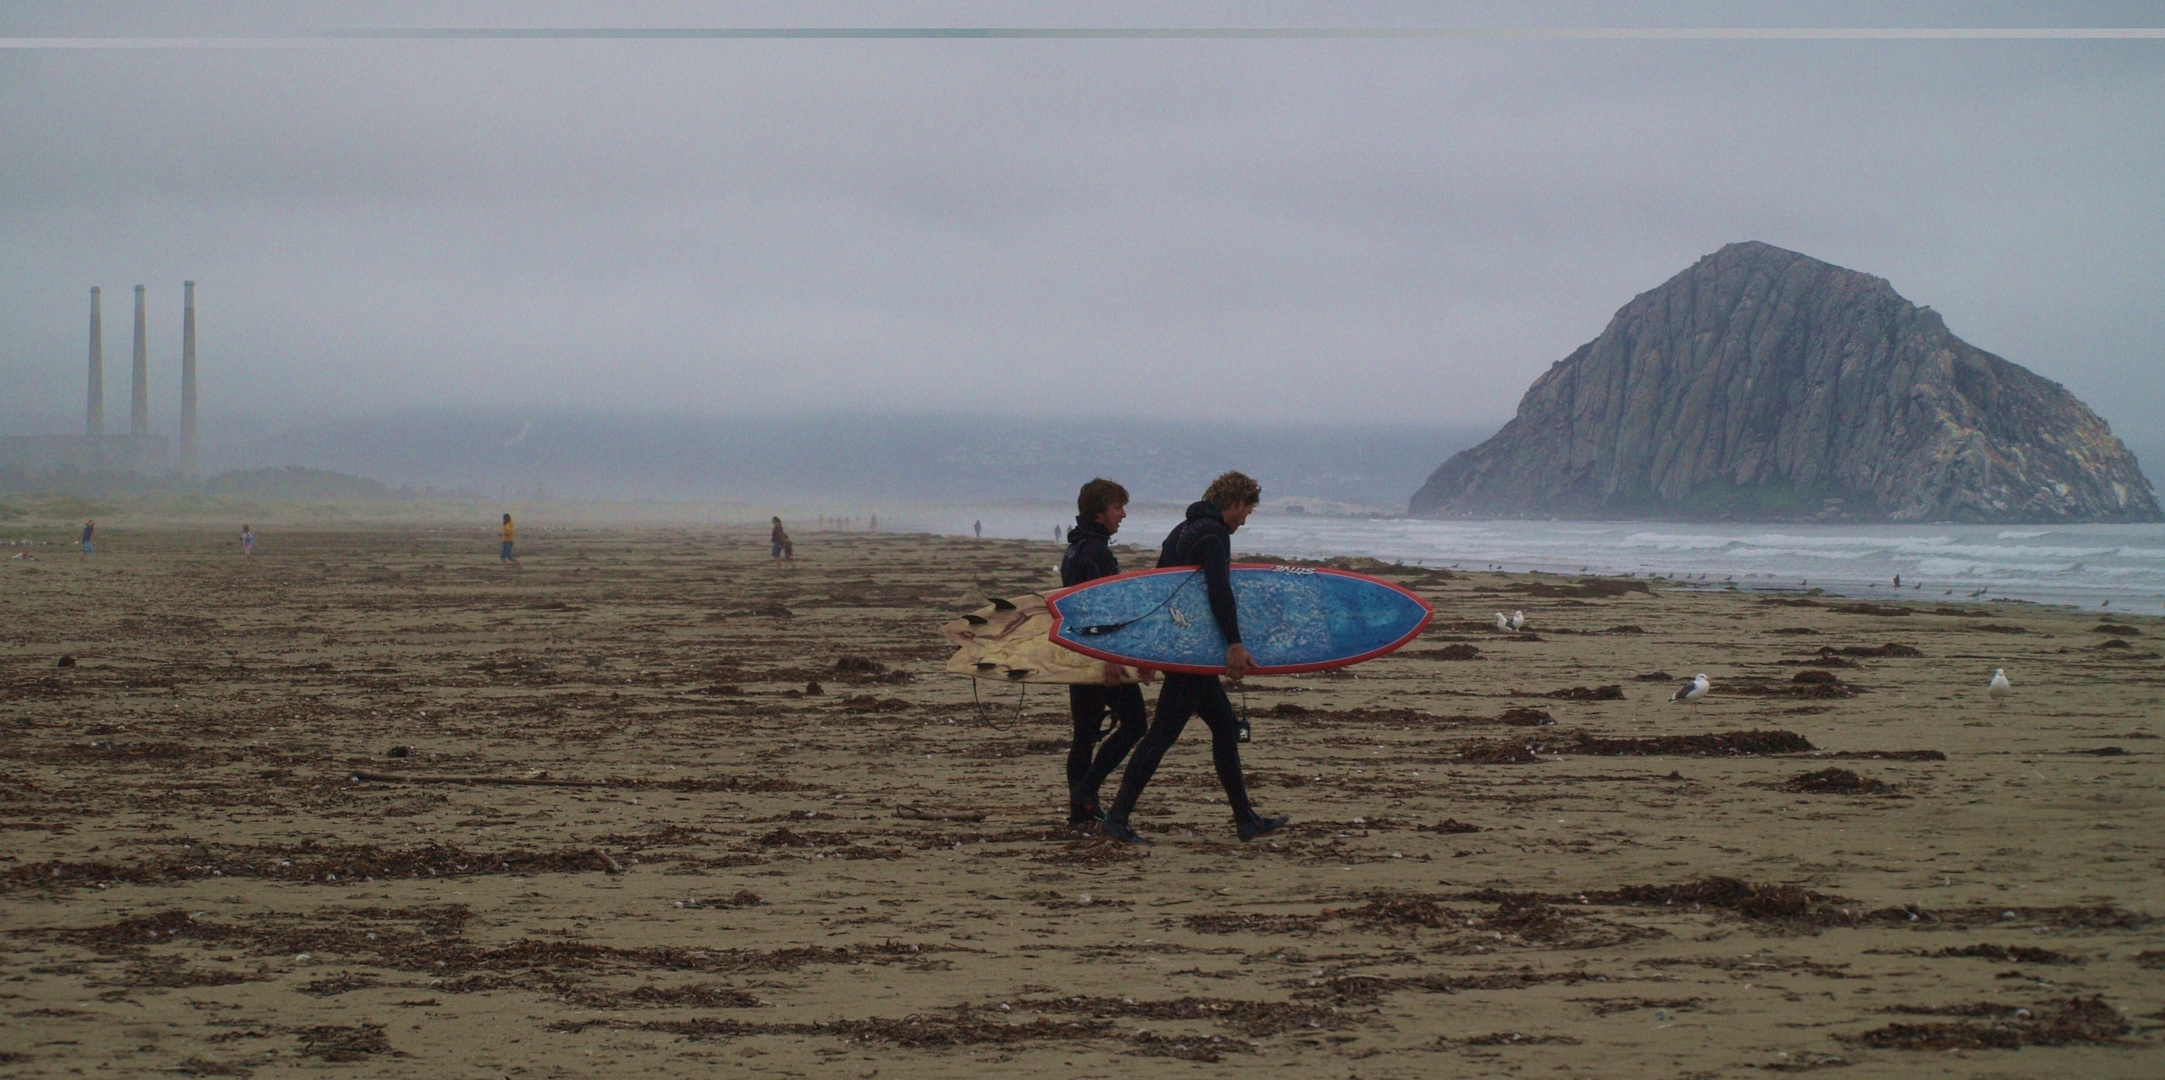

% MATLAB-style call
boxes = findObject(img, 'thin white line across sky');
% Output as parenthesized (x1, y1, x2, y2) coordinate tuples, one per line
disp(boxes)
(3, 26, 2162, 48)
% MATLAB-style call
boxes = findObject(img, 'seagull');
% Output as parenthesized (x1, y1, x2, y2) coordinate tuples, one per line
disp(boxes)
(1508, 610, 1527, 632)
(1494, 612, 1512, 632)
(1988, 668, 2011, 704)
(1672, 673, 1710, 710)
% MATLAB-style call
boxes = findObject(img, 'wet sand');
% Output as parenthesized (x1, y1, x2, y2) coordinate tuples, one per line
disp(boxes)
(2, 523, 2161, 1077)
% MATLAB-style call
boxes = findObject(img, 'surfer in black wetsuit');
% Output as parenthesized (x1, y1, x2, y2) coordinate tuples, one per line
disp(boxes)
(1062, 478, 1153, 826)
(1100, 471, 1287, 844)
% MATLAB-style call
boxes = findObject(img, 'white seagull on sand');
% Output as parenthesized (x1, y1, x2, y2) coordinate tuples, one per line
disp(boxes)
(1494, 612, 1512, 632)
(1508, 610, 1527, 632)
(1988, 668, 2012, 704)
(1673, 673, 1710, 709)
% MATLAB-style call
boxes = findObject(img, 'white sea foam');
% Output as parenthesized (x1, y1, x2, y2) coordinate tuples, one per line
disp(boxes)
(927, 511, 2165, 614)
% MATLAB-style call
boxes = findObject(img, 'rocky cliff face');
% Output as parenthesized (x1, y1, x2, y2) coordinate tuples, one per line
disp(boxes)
(1410, 242, 2160, 523)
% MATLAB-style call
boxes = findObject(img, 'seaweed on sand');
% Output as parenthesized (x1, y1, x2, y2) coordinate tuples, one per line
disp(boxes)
(1849, 996, 2132, 1050)
(296, 1024, 395, 1062)
(1780, 768, 1898, 795)
(1567, 730, 1817, 756)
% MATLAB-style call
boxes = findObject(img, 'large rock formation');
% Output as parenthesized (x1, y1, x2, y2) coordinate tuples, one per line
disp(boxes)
(1411, 242, 2159, 523)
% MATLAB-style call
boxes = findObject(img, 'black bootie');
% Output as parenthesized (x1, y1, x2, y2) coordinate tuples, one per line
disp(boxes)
(1098, 813, 1148, 844)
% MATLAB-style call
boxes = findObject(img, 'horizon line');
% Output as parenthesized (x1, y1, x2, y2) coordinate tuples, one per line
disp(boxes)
(5, 26, 2163, 48)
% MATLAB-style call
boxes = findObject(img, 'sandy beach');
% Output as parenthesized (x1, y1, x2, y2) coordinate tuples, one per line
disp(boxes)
(2, 522, 2160, 1077)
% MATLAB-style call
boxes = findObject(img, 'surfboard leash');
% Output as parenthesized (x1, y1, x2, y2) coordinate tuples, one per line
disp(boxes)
(1071, 569, 1203, 636)
(990, 680, 1020, 731)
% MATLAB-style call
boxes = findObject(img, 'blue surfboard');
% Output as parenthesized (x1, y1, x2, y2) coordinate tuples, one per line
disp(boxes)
(1046, 564, 1433, 675)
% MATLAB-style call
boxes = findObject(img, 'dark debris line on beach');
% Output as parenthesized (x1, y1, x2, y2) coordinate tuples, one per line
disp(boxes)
(2, 525, 2160, 1074)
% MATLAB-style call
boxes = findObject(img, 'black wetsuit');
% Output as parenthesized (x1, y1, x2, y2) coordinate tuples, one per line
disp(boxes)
(1103, 501, 1260, 826)
(1060, 515, 1148, 808)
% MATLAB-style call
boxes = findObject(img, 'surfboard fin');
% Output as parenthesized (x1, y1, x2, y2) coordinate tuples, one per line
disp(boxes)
(991, 597, 1017, 611)
(962, 614, 989, 625)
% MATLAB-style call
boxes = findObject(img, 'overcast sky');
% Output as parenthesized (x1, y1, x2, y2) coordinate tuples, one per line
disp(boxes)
(2, 2, 2160, 448)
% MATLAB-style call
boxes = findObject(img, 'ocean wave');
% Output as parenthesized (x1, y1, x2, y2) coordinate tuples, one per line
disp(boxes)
(2087, 564, 2165, 578)
(1737, 532, 1942, 550)
(1908, 557, 2087, 577)
(1616, 532, 1752, 551)
(1722, 547, 1875, 562)
(1912, 543, 2119, 560)
(1032, 513, 2165, 615)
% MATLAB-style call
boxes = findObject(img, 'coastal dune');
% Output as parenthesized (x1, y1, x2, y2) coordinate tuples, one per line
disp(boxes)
(1, 526, 2160, 1076)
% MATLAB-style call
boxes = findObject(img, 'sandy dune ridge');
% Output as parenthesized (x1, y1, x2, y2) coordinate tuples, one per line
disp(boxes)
(1, 525, 2160, 1077)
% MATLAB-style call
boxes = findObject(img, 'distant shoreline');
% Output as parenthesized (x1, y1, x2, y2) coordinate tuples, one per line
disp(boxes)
(6, 501, 2158, 617)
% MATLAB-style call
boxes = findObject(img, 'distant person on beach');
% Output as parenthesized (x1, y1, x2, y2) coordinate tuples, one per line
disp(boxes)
(78, 520, 94, 559)
(1060, 478, 1153, 827)
(241, 524, 254, 558)
(1100, 471, 1286, 845)
(500, 513, 521, 568)
(974, 520, 982, 539)
(771, 517, 794, 565)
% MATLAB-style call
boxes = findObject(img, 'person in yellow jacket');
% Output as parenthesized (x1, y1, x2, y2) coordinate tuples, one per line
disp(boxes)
(500, 513, 522, 568)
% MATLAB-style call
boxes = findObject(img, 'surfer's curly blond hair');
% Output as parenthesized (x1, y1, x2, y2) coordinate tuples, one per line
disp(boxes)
(1203, 471, 1261, 508)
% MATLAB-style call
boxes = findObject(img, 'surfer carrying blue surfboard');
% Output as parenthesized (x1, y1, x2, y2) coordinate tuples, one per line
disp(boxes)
(1100, 472, 1288, 844)
(1060, 478, 1153, 826)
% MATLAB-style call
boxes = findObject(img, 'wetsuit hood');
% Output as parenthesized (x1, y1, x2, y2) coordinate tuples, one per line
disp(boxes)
(1061, 515, 1122, 587)
(1158, 501, 1241, 645)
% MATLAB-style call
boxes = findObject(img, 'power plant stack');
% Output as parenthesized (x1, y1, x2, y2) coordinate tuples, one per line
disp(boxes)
(1, 281, 191, 477)
(181, 281, 198, 476)
(86, 287, 104, 438)
(130, 284, 149, 436)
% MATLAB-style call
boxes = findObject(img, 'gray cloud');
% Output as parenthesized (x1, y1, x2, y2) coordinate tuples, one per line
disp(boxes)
(2, 2, 2160, 456)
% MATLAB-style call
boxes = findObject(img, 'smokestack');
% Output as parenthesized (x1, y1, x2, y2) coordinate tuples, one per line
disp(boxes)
(181, 281, 197, 477)
(87, 287, 104, 437)
(130, 285, 149, 436)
